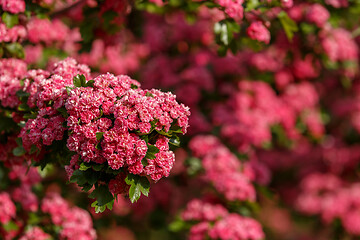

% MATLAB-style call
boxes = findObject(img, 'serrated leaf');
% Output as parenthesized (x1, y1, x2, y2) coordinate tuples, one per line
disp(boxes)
(79, 163, 91, 171)
(106, 199, 114, 210)
(91, 201, 98, 208)
(95, 204, 106, 213)
(89, 184, 113, 206)
(125, 174, 150, 203)
(2, 12, 19, 28)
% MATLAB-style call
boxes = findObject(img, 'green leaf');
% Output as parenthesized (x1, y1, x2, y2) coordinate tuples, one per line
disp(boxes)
(70, 169, 88, 185)
(5, 42, 24, 58)
(80, 21, 95, 43)
(73, 74, 86, 87)
(92, 201, 106, 213)
(128, 183, 141, 203)
(278, 11, 298, 41)
(169, 219, 187, 232)
(79, 163, 91, 171)
(96, 132, 104, 141)
(65, 86, 73, 95)
(155, 129, 172, 137)
(28, 213, 40, 225)
(2, 12, 19, 28)
(145, 92, 154, 97)
(3, 221, 19, 232)
(57, 107, 68, 118)
(245, 0, 260, 12)
(91, 199, 114, 213)
(89, 184, 113, 206)
(13, 146, 25, 156)
(125, 174, 150, 203)
(141, 158, 148, 167)
(86, 80, 95, 87)
(147, 144, 160, 154)
(144, 144, 159, 160)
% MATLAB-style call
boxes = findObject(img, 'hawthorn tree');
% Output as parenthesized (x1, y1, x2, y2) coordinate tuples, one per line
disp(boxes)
(1, 0, 360, 240)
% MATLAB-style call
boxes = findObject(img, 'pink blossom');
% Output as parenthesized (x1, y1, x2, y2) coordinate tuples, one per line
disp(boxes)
(1, 0, 25, 14)
(247, 21, 271, 44)
(306, 4, 330, 27)
(19, 227, 51, 240)
(0, 192, 16, 224)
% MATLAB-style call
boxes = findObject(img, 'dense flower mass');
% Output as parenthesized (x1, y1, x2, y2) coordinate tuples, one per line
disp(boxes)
(12, 57, 190, 210)
(2, 0, 360, 239)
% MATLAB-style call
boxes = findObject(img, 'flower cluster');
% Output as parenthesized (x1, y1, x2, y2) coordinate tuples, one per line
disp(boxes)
(65, 72, 189, 182)
(1, 0, 25, 14)
(181, 199, 264, 240)
(42, 192, 97, 240)
(189, 135, 257, 201)
(15, 58, 189, 207)
(296, 173, 360, 235)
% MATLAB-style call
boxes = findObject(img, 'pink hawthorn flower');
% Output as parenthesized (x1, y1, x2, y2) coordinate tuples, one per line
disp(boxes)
(19, 227, 51, 240)
(247, 21, 271, 44)
(0, 192, 16, 224)
(306, 4, 330, 27)
(1, 0, 25, 14)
